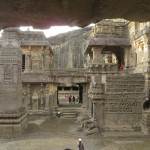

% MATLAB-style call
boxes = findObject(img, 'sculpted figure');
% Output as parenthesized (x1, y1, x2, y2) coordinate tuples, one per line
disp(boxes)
(26, 52, 31, 70)
(39, 89, 45, 110)
(32, 90, 39, 110)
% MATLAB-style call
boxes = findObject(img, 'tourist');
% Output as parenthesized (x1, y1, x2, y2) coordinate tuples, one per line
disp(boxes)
(119, 64, 124, 70)
(69, 95, 72, 103)
(143, 97, 150, 110)
(78, 138, 84, 150)
(73, 95, 75, 104)
(56, 111, 61, 118)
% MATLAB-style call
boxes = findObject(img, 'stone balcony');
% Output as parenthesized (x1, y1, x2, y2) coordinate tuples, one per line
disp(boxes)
(87, 63, 118, 74)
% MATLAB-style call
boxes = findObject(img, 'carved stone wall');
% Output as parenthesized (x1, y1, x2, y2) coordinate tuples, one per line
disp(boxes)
(23, 83, 50, 111)
(22, 45, 53, 71)
(88, 75, 105, 128)
(105, 74, 145, 129)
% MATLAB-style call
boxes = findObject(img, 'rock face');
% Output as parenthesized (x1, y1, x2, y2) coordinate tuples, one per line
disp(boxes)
(48, 27, 92, 68)
(1, 0, 150, 29)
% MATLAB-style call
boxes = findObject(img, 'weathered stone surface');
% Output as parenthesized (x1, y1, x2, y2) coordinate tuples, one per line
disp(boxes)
(0, 28, 27, 136)
(1, 0, 150, 28)
(48, 27, 91, 68)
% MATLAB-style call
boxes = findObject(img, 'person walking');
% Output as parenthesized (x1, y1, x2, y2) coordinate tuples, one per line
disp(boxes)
(78, 138, 84, 150)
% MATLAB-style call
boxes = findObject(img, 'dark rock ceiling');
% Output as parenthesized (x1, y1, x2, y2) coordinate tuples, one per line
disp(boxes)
(1, 0, 150, 29)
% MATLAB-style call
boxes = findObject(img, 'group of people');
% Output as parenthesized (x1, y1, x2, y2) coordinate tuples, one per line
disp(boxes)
(69, 95, 76, 103)
(65, 95, 79, 104)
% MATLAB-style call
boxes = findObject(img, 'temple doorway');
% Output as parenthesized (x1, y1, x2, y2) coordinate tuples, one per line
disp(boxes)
(57, 84, 83, 106)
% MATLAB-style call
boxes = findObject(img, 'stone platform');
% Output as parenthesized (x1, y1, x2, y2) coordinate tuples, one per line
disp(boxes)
(0, 110, 28, 137)
(0, 118, 150, 150)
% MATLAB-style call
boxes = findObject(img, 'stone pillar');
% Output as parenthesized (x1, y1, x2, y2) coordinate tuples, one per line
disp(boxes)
(124, 46, 130, 68)
(26, 46, 31, 71)
(88, 75, 105, 128)
(143, 44, 149, 61)
(92, 47, 103, 64)
(45, 84, 50, 111)
(0, 28, 27, 137)
(82, 84, 88, 109)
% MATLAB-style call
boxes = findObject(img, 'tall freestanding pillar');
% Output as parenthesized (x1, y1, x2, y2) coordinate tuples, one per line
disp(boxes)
(0, 28, 27, 137)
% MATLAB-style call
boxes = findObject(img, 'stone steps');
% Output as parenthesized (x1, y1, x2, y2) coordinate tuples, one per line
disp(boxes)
(62, 112, 77, 118)
(55, 106, 82, 119)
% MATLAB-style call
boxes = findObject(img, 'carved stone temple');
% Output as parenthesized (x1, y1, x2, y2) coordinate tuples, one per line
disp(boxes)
(2, 19, 150, 136)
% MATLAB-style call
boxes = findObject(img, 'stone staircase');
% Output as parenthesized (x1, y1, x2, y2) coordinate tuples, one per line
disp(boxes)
(104, 73, 145, 130)
(55, 104, 82, 118)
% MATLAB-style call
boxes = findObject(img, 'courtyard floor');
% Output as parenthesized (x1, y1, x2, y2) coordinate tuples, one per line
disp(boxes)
(0, 118, 150, 150)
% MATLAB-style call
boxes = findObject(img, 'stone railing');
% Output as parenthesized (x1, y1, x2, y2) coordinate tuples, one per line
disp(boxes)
(87, 63, 118, 74)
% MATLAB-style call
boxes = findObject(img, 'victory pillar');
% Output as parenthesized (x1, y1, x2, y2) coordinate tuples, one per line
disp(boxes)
(0, 28, 27, 137)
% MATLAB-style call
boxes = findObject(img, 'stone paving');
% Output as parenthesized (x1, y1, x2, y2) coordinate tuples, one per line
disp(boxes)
(0, 118, 150, 150)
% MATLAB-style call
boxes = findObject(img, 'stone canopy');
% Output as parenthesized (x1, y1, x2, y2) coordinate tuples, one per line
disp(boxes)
(0, 0, 150, 29)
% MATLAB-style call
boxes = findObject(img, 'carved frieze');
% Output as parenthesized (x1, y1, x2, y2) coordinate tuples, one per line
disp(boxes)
(105, 74, 145, 114)
(87, 63, 118, 74)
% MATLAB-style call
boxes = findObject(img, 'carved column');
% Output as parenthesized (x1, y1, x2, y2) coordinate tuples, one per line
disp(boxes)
(88, 75, 105, 128)
(82, 84, 89, 114)
(45, 47, 50, 70)
(124, 46, 130, 69)
(26, 83, 31, 110)
(26, 46, 31, 71)
(40, 46, 45, 70)
(92, 46, 103, 64)
(45, 84, 50, 111)
(0, 28, 27, 136)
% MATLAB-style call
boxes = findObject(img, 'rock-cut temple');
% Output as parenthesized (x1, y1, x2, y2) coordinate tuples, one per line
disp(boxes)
(1, 19, 150, 136)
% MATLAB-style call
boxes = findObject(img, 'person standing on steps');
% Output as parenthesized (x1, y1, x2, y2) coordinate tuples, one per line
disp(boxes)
(78, 138, 84, 150)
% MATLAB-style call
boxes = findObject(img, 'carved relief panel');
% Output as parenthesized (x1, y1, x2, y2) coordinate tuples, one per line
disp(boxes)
(4, 64, 12, 84)
(22, 83, 50, 111)
(22, 46, 52, 71)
